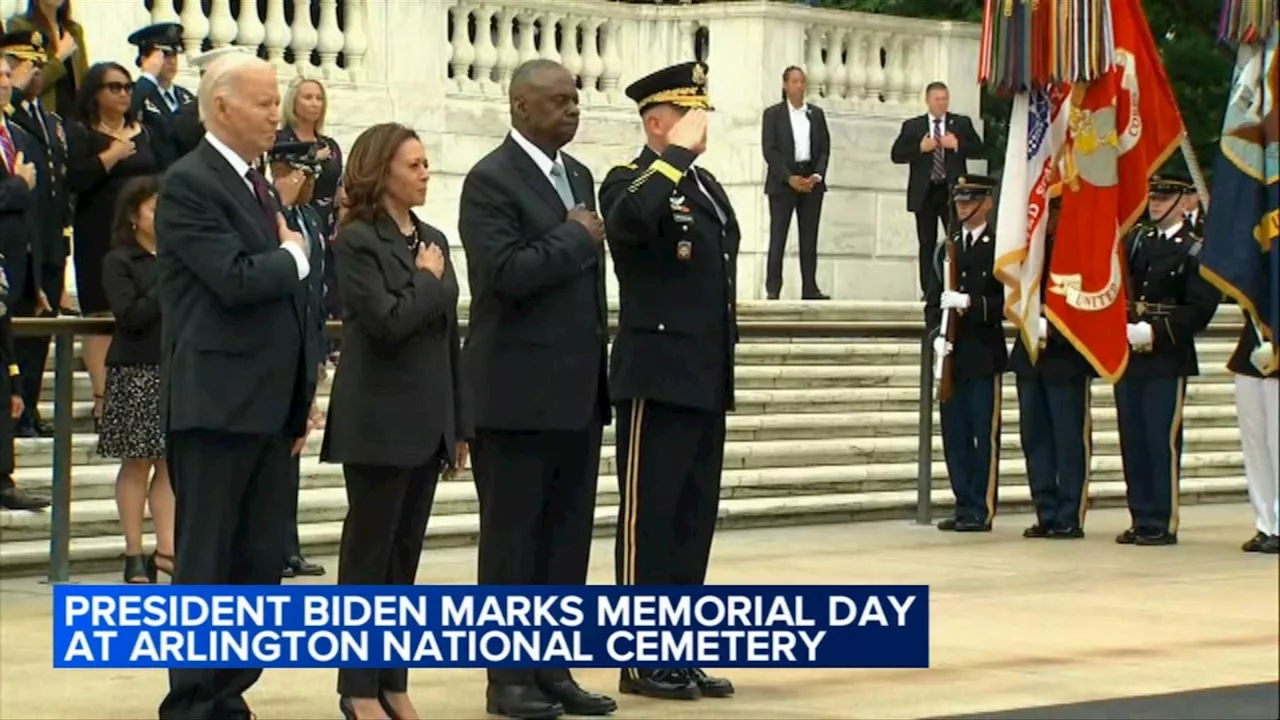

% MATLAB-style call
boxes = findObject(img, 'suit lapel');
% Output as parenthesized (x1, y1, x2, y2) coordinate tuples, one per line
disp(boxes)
(197, 140, 276, 247)
(504, 135, 569, 213)
(375, 214, 419, 275)
(563, 155, 593, 211)
(777, 104, 796, 159)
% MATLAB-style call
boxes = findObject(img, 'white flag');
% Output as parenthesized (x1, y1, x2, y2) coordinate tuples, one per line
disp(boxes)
(993, 87, 1070, 363)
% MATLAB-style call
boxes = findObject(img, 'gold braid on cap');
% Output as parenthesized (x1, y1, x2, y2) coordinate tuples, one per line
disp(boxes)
(639, 87, 713, 111)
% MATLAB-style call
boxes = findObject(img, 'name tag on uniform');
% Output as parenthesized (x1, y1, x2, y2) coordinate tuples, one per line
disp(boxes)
(676, 240, 693, 261)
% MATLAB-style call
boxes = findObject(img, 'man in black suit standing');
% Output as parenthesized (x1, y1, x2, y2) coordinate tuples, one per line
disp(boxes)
(761, 65, 829, 300)
(154, 53, 316, 720)
(127, 23, 197, 171)
(457, 58, 616, 720)
(9, 61, 69, 439)
(890, 81, 983, 297)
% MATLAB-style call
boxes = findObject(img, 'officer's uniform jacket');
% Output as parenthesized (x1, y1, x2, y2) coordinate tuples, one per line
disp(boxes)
(1008, 231, 1096, 381)
(599, 144, 740, 413)
(131, 74, 196, 170)
(1122, 222, 1219, 378)
(7, 100, 69, 279)
(1227, 315, 1278, 379)
(926, 223, 1007, 379)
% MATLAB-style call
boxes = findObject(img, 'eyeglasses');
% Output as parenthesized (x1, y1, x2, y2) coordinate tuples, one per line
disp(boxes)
(102, 81, 136, 94)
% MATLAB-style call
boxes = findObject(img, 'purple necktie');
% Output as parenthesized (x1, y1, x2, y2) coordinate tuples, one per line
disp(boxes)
(245, 167, 278, 237)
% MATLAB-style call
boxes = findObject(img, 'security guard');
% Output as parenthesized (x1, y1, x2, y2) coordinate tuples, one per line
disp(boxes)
(599, 61, 737, 702)
(1115, 172, 1219, 546)
(127, 23, 196, 170)
(1008, 189, 1097, 539)
(265, 139, 328, 578)
(929, 175, 1007, 532)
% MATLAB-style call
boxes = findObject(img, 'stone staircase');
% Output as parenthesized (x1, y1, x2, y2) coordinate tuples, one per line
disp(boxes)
(0, 302, 1249, 577)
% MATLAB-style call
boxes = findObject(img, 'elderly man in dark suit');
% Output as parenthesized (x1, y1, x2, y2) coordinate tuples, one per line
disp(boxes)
(890, 81, 983, 298)
(458, 57, 615, 720)
(154, 53, 317, 720)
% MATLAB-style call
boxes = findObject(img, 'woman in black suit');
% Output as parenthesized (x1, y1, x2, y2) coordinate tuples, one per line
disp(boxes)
(321, 122, 470, 720)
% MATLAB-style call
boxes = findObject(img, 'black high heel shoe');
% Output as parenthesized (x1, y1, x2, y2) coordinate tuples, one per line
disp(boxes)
(123, 555, 152, 584)
(338, 694, 399, 720)
(148, 552, 175, 582)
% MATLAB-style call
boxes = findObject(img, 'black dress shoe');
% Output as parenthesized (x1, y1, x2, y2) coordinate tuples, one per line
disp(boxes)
(936, 517, 958, 531)
(15, 423, 39, 438)
(1115, 528, 1137, 544)
(1022, 523, 1052, 538)
(1242, 531, 1268, 552)
(1134, 531, 1177, 546)
(618, 668, 700, 700)
(286, 555, 326, 576)
(0, 487, 51, 511)
(1261, 535, 1280, 554)
(1049, 526, 1085, 539)
(538, 677, 616, 715)
(953, 518, 990, 532)
(485, 683, 563, 719)
(686, 668, 734, 697)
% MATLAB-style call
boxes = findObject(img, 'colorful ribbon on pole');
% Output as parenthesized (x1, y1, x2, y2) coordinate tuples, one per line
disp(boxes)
(978, 0, 1117, 91)
(1218, 0, 1277, 45)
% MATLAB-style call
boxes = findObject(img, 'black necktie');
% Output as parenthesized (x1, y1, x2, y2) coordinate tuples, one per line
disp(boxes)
(245, 168, 278, 235)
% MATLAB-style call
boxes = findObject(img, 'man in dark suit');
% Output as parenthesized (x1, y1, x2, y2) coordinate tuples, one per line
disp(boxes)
(1008, 193, 1097, 540)
(890, 81, 983, 298)
(154, 53, 316, 720)
(928, 176, 1006, 532)
(1114, 173, 1219, 548)
(599, 60, 739, 702)
(0, 36, 50, 511)
(9, 61, 69, 439)
(761, 65, 829, 300)
(457, 58, 615, 720)
(128, 22, 196, 171)
(266, 139, 327, 579)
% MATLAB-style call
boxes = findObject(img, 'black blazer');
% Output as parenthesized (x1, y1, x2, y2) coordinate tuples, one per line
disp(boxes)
(155, 138, 316, 437)
(103, 244, 161, 365)
(1122, 223, 1219, 379)
(457, 134, 610, 431)
(925, 225, 1007, 379)
(600, 145, 741, 413)
(0, 118, 37, 304)
(7, 99, 70, 269)
(890, 112, 983, 212)
(130, 75, 197, 171)
(171, 101, 203, 160)
(320, 214, 471, 468)
(1008, 232, 1096, 381)
(761, 101, 830, 195)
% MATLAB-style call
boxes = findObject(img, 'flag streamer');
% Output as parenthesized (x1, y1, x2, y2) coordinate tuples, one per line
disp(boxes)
(979, 0, 1117, 91)
(1218, 0, 1277, 45)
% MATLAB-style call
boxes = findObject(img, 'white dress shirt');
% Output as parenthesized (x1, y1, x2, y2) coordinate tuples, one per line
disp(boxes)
(510, 126, 566, 188)
(204, 130, 309, 280)
(788, 101, 812, 163)
(962, 223, 987, 248)
(1162, 221, 1185, 240)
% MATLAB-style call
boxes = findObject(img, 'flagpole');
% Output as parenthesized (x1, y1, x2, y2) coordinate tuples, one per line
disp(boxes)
(1177, 133, 1211, 210)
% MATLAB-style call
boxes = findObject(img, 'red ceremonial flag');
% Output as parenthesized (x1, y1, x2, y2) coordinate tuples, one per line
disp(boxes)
(1044, 0, 1186, 383)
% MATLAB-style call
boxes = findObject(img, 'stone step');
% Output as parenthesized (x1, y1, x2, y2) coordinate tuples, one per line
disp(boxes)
(0, 475, 1247, 577)
(12, 403, 1245, 471)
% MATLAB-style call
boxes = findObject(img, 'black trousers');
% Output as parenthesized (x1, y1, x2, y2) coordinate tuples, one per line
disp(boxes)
(159, 429, 293, 720)
(1017, 376, 1092, 530)
(284, 456, 302, 559)
(940, 375, 1002, 525)
(914, 183, 952, 296)
(0, 371, 15, 485)
(766, 185, 824, 296)
(14, 261, 64, 430)
(1114, 376, 1187, 535)
(471, 423, 603, 685)
(614, 399, 726, 588)
(336, 461, 441, 698)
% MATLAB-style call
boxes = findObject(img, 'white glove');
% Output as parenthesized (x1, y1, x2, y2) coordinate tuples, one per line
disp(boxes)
(933, 336, 952, 358)
(940, 291, 971, 311)
(1250, 341, 1276, 374)
(1038, 316, 1048, 339)
(1126, 322, 1153, 347)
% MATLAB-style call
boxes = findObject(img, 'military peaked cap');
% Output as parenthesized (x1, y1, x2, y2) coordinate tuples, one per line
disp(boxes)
(624, 61, 714, 113)
(953, 174, 997, 202)
(0, 31, 46, 64)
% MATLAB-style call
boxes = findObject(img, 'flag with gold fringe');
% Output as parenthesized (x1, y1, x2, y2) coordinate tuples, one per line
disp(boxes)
(1199, 5, 1278, 371)
(979, 0, 1185, 383)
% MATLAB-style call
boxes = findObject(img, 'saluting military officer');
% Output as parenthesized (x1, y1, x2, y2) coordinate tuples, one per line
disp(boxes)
(928, 175, 1007, 532)
(1008, 189, 1097, 539)
(1115, 172, 1220, 546)
(127, 23, 196, 170)
(599, 61, 738, 702)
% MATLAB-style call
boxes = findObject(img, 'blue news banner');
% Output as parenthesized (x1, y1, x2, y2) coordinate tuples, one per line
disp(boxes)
(54, 585, 928, 670)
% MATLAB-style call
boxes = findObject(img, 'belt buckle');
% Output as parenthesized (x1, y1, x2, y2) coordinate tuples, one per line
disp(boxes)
(1133, 301, 1148, 316)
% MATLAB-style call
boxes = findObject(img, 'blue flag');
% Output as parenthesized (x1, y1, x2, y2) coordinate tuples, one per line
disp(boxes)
(1201, 23, 1280, 349)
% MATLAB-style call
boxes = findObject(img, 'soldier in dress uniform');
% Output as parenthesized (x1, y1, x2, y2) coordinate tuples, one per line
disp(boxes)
(1228, 313, 1278, 554)
(265, 139, 328, 578)
(171, 46, 251, 159)
(127, 23, 196, 170)
(1114, 172, 1220, 546)
(1008, 189, 1097, 539)
(599, 60, 738, 702)
(928, 175, 1007, 532)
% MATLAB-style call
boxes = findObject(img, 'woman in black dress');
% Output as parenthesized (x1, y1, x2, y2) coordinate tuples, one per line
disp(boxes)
(67, 61, 158, 427)
(97, 175, 172, 584)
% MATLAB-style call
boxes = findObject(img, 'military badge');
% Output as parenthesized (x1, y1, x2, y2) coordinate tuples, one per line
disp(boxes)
(692, 63, 706, 86)
(144, 98, 163, 115)
(676, 240, 693, 261)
